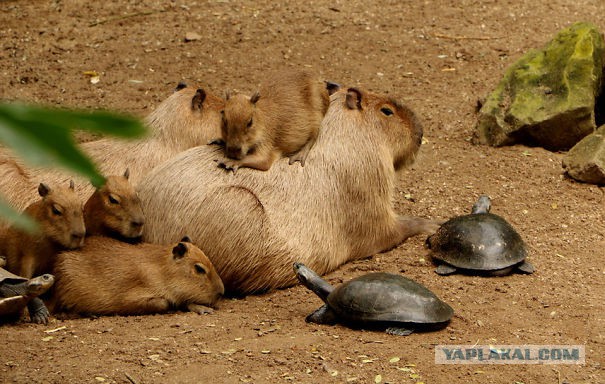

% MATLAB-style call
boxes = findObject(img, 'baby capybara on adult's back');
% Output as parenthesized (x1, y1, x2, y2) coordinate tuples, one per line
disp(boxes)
(53, 237, 224, 316)
(138, 86, 437, 294)
(217, 69, 329, 172)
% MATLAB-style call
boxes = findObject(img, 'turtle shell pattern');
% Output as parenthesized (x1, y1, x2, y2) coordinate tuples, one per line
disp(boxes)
(429, 212, 527, 271)
(326, 272, 453, 324)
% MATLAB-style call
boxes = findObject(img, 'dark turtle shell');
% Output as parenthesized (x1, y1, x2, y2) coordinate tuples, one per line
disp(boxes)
(0, 267, 27, 286)
(326, 273, 453, 324)
(427, 212, 527, 271)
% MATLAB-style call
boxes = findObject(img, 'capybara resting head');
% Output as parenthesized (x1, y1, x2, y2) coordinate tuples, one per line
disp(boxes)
(167, 236, 225, 308)
(341, 87, 423, 171)
(149, 84, 225, 150)
(221, 92, 261, 160)
(53, 236, 224, 316)
(36, 181, 86, 250)
(84, 169, 144, 240)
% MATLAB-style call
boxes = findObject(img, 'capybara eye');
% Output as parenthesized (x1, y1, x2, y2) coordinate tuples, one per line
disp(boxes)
(381, 107, 394, 116)
(108, 194, 120, 205)
(195, 264, 207, 275)
(52, 204, 63, 216)
(246, 119, 253, 128)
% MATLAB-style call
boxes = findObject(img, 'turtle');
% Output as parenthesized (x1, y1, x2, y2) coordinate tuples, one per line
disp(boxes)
(0, 261, 55, 324)
(293, 262, 454, 336)
(425, 195, 535, 276)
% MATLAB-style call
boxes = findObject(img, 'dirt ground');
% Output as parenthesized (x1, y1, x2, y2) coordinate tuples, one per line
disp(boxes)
(1, 0, 604, 383)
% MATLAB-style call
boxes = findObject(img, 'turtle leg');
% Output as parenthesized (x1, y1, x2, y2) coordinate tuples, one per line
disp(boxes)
(435, 264, 457, 275)
(385, 327, 414, 336)
(27, 298, 50, 325)
(305, 304, 338, 325)
(516, 261, 535, 274)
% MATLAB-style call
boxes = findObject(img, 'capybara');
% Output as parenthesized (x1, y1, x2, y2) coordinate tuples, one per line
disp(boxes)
(83, 169, 144, 241)
(137, 86, 438, 294)
(216, 69, 329, 172)
(52, 236, 224, 316)
(1, 83, 224, 211)
(1, 181, 85, 324)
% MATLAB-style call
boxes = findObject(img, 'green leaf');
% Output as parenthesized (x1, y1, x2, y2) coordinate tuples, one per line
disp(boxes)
(0, 103, 146, 187)
(0, 198, 38, 233)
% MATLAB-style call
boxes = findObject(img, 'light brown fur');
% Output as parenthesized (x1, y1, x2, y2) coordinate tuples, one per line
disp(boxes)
(0, 85, 224, 211)
(138, 87, 438, 294)
(52, 237, 224, 316)
(218, 69, 329, 172)
(83, 171, 144, 240)
(2, 182, 85, 279)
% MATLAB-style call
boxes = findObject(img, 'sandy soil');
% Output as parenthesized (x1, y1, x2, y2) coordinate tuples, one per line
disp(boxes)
(0, 0, 604, 383)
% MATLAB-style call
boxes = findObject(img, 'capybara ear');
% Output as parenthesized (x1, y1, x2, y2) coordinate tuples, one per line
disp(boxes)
(172, 242, 188, 259)
(192, 89, 206, 110)
(123, 168, 130, 180)
(250, 91, 261, 104)
(38, 183, 51, 197)
(345, 88, 362, 110)
(180, 235, 192, 243)
(175, 81, 187, 92)
(69, 180, 75, 190)
(224, 89, 231, 100)
(326, 81, 341, 95)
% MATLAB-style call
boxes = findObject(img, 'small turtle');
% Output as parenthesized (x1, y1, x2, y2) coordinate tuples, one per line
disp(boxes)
(293, 263, 453, 336)
(0, 263, 54, 324)
(426, 195, 535, 276)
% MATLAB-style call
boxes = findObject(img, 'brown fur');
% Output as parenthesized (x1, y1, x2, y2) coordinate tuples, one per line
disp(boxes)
(138, 87, 437, 294)
(52, 237, 224, 316)
(1, 85, 224, 211)
(83, 171, 144, 240)
(218, 69, 329, 172)
(2, 182, 85, 279)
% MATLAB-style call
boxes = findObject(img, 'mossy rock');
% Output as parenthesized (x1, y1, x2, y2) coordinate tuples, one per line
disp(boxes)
(475, 22, 605, 150)
(562, 124, 605, 185)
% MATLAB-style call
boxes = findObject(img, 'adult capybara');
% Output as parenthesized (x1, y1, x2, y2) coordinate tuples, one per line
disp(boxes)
(1, 84, 224, 211)
(83, 170, 144, 241)
(217, 69, 329, 172)
(137, 86, 438, 295)
(52, 236, 224, 316)
(1, 181, 85, 323)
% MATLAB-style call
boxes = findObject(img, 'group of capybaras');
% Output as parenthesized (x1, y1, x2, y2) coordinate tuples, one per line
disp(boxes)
(0, 68, 534, 335)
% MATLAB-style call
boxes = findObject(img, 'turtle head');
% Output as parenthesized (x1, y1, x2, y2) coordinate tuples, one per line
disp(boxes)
(471, 195, 491, 214)
(26, 274, 55, 297)
(293, 262, 333, 302)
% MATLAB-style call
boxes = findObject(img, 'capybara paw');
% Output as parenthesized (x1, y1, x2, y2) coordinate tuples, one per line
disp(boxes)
(217, 158, 240, 173)
(188, 303, 214, 315)
(398, 216, 443, 237)
(208, 138, 225, 146)
(288, 151, 308, 166)
(30, 307, 50, 325)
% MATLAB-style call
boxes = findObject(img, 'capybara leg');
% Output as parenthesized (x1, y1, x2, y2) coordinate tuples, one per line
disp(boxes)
(187, 303, 214, 314)
(288, 135, 317, 166)
(218, 151, 278, 173)
(123, 295, 170, 314)
(371, 216, 441, 255)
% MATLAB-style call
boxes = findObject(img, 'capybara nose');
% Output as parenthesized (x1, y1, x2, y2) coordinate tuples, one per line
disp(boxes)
(71, 232, 85, 247)
(225, 146, 243, 160)
(131, 219, 144, 230)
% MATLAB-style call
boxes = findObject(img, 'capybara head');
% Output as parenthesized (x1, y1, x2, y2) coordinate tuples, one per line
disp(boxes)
(168, 236, 225, 307)
(338, 87, 423, 171)
(36, 181, 86, 249)
(147, 85, 225, 149)
(84, 169, 145, 240)
(221, 92, 262, 160)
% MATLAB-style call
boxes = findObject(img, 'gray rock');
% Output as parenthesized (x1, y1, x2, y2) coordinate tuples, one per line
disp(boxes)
(474, 22, 605, 150)
(562, 125, 605, 185)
